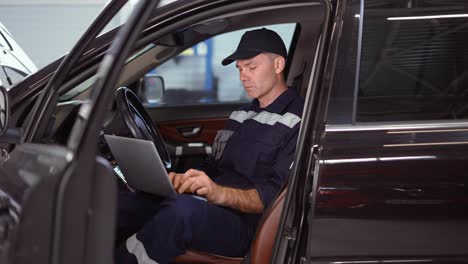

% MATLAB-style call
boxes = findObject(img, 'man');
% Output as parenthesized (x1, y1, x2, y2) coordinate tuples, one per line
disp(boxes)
(115, 28, 304, 264)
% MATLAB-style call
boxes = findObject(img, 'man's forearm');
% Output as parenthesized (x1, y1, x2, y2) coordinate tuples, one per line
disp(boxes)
(215, 186, 264, 213)
(174, 169, 265, 213)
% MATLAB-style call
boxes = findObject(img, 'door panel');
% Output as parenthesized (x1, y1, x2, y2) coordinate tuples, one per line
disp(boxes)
(0, 144, 72, 264)
(158, 117, 227, 145)
(308, 126, 468, 260)
(158, 117, 227, 171)
(147, 103, 241, 171)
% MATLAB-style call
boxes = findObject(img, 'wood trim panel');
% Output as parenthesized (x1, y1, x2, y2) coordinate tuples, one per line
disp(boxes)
(158, 118, 227, 144)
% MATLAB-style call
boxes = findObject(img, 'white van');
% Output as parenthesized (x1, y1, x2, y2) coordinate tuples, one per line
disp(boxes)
(0, 22, 37, 89)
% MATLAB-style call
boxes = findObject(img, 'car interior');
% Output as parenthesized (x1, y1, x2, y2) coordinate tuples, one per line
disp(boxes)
(7, 1, 325, 263)
(47, 2, 324, 170)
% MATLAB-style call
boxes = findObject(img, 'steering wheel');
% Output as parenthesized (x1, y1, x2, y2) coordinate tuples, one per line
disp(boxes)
(115, 87, 171, 169)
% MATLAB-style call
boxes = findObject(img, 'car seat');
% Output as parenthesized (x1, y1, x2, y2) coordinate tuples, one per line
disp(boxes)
(173, 187, 287, 264)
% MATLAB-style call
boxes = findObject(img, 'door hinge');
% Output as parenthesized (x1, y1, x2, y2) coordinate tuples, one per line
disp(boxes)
(283, 226, 297, 242)
(311, 144, 319, 156)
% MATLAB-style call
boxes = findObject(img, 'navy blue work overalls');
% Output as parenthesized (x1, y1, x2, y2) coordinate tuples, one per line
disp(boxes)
(115, 89, 303, 264)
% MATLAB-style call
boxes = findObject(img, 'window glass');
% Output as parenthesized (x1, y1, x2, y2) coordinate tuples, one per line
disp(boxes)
(98, 0, 179, 35)
(326, 0, 361, 125)
(58, 44, 153, 102)
(59, 75, 96, 101)
(143, 23, 296, 107)
(356, 0, 468, 122)
(58, 1, 142, 102)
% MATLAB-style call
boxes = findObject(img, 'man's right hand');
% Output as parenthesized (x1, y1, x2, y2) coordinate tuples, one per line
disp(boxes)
(168, 170, 264, 213)
(169, 170, 222, 201)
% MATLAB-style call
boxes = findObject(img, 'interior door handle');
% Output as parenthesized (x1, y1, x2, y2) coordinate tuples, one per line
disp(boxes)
(177, 126, 201, 138)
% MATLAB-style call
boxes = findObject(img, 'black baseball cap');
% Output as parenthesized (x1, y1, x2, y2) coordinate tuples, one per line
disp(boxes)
(222, 28, 287, 66)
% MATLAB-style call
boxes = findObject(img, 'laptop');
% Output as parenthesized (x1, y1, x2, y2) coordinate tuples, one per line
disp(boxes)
(104, 134, 177, 197)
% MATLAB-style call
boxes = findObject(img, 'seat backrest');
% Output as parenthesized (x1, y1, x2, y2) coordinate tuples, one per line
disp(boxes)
(250, 187, 287, 264)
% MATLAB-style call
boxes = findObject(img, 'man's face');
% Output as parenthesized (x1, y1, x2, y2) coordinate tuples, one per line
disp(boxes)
(236, 53, 278, 101)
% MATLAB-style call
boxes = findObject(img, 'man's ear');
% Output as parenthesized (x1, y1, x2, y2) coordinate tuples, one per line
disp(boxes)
(274, 56, 286, 74)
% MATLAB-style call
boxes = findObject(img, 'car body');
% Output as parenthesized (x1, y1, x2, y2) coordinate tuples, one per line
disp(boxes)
(0, 0, 468, 264)
(0, 22, 37, 90)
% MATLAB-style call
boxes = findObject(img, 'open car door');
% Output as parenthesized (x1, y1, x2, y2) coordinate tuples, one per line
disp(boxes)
(0, 1, 160, 263)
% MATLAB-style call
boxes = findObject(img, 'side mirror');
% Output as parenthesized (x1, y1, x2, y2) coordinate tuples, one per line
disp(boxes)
(138, 74, 165, 106)
(0, 85, 10, 136)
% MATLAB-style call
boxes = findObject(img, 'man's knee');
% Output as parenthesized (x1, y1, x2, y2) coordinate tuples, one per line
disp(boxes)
(136, 195, 204, 248)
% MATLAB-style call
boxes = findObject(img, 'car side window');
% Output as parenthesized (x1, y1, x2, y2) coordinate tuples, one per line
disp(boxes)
(356, 0, 468, 122)
(141, 23, 296, 107)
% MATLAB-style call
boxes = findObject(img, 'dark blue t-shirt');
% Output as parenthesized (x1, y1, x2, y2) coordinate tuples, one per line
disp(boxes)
(209, 88, 304, 209)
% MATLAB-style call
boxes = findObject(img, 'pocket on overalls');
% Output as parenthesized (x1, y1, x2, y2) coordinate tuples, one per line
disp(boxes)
(212, 129, 234, 160)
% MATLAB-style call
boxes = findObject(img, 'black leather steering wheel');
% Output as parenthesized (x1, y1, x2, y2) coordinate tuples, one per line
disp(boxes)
(115, 87, 171, 169)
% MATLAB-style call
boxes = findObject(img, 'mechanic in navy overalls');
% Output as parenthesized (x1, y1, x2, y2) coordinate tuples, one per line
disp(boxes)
(115, 28, 304, 264)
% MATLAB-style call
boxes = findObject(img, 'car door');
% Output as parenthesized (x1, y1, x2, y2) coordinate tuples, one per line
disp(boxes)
(275, 0, 468, 263)
(0, 1, 158, 264)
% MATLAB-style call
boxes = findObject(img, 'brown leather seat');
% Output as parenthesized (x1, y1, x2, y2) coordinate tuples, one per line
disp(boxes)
(173, 188, 287, 264)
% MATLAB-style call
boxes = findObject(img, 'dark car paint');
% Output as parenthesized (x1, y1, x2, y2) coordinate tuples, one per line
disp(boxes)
(0, 0, 467, 264)
(0, 144, 72, 264)
(312, 126, 468, 254)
